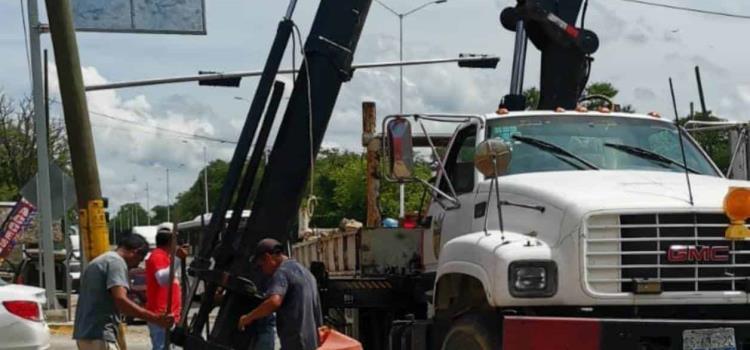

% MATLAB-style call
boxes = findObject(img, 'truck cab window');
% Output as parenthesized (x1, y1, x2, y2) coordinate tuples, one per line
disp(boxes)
(439, 126, 477, 195)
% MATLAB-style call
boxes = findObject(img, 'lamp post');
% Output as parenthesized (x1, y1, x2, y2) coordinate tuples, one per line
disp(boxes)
(203, 146, 209, 214)
(146, 182, 151, 225)
(373, 0, 447, 114)
(166, 168, 171, 222)
(374, 0, 447, 219)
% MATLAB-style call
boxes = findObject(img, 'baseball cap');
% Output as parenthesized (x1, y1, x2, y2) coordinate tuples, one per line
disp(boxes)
(250, 238, 284, 264)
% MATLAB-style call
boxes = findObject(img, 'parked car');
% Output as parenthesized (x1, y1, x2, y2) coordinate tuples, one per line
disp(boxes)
(125, 267, 147, 324)
(0, 279, 50, 349)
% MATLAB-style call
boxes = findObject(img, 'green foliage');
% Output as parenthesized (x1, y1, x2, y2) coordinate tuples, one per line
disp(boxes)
(0, 92, 71, 201)
(110, 202, 150, 236)
(150, 205, 171, 224)
(681, 112, 730, 173)
(173, 159, 232, 222)
(307, 149, 431, 228)
(523, 87, 540, 110)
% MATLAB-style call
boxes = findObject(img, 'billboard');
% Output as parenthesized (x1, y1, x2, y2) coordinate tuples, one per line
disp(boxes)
(72, 0, 206, 35)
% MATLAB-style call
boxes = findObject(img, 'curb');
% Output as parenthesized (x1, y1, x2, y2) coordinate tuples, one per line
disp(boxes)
(48, 322, 74, 335)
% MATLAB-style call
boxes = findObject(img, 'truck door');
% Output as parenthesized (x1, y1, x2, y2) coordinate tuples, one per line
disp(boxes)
(423, 124, 478, 270)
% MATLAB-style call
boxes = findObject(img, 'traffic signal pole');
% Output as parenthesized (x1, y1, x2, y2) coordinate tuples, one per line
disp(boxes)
(44, 0, 111, 262)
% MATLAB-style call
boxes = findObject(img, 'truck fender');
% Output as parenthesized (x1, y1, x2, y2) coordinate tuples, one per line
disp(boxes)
(434, 261, 493, 311)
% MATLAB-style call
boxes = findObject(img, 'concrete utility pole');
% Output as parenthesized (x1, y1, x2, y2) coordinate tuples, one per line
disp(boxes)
(28, 0, 57, 309)
(203, 146, 209, 214)
(146, 183, 151, 225)
(45, 0, 111, 267)
(166, 168, 171, 222)
(362, 102, 381, 228)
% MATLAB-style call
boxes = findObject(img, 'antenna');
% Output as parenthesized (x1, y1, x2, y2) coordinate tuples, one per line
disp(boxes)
(670, 78, 694, 206)
(695, 66, 709, 117)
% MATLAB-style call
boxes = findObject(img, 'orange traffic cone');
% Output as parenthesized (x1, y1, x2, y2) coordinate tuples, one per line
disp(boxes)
(318, 327, 363, 350)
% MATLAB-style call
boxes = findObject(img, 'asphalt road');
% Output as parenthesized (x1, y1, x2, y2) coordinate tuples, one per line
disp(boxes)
(51, 324, 154, 350)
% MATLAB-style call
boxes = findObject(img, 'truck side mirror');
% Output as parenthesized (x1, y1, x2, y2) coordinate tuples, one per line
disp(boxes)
(386, 118, 415, 180)
(474, 139, 512, 177)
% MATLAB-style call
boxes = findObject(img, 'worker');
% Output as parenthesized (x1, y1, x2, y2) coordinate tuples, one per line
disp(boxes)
(145, 227, 188, 350)
(73, 234, 174, 350)
(238, 238, 323, 350)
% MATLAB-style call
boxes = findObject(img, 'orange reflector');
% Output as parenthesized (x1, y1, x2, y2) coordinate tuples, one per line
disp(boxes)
(724, 187, 750, 240)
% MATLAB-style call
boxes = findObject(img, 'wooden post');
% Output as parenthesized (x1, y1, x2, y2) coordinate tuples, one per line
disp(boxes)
(363, 102, 381, 228)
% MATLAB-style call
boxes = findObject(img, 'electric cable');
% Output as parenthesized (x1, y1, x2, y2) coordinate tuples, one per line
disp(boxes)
(19, 0, 32, 89)
(49, 99, 237, 144)
(618, 0, 750, 19)
(291, 21, 319, 223)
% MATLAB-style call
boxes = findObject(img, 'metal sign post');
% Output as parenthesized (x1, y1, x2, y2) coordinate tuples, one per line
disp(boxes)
(27, 0, 58, 310)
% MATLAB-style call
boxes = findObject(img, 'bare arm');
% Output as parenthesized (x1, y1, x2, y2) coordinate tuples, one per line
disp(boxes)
(110, 286, 172, 327)
(238, 294, 283, 330)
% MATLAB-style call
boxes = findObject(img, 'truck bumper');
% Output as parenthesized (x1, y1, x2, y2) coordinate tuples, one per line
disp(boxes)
(503, 316, 750, 349)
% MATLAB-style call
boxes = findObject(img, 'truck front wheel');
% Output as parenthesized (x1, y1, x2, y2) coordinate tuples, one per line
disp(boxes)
(440, 313, 500, 350)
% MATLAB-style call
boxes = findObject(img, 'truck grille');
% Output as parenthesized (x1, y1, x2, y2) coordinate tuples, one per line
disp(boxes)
(585, 212, 750, 294)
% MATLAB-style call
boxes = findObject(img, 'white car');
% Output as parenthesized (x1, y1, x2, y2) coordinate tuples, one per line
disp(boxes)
(0, 279, 50, 349)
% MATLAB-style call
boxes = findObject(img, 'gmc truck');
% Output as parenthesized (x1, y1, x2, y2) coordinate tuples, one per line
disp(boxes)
(295, 110, 750, 349)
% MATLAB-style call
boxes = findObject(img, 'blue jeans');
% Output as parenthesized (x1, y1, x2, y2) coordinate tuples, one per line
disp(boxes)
(250, 323, 276, 350)
(147, 323, 166, 350)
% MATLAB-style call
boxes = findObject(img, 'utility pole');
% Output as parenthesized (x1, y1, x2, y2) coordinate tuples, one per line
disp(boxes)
(362, 102, 381, 227)
(146, 183, 151, 225)
(203, 146, 209, 214)
(45, 0, 111, 269)
(166, 168, 171, 222)
(28, 0, 58, 309)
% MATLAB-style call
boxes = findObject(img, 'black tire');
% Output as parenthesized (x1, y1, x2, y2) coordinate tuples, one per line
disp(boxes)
(441, 313, 500, 350)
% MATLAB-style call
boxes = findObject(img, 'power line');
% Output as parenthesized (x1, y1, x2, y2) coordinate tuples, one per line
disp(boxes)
(618, 0, 750, 19)
(19, 0, 32, 87)
(49, 99, 237, 144)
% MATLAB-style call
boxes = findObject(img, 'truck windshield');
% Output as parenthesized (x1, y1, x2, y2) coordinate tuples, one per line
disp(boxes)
(487, 115, 719, 176)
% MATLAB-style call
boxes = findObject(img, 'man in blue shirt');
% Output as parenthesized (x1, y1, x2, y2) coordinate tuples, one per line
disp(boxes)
(238, 238, 322, 350)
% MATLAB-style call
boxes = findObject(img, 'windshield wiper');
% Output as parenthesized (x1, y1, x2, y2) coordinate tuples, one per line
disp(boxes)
(603, 142, 701, 174)
(512, 135, 600, 170)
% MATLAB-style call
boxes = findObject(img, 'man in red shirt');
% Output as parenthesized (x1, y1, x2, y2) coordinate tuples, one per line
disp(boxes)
(145, 227, 187, 350)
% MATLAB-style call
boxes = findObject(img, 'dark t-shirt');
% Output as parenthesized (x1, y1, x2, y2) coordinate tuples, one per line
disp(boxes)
(266, 259, 322, 350)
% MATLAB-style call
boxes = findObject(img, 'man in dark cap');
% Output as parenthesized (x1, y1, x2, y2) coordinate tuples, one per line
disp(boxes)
(238, 238, 323, 350)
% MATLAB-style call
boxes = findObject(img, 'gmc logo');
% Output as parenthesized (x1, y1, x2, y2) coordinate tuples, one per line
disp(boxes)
(667, 245, 730, 263)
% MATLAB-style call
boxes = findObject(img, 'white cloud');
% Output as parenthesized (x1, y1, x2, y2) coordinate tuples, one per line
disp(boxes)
(46, 64, 232, 214)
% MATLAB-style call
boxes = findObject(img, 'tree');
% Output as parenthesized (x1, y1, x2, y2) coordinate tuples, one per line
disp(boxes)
(150, 205, 171, 224)
(523, 87, 540, 110)
(173, 159, 232, 222)
(681, 111, 730, 173)
(524, 82, 634, 112)
(0, 92, 70, 201)
(110, 202, 150, 239)
(306, 149, 431, 227)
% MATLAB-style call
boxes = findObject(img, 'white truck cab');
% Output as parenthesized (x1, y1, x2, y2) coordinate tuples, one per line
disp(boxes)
(384, 110, 750, 348)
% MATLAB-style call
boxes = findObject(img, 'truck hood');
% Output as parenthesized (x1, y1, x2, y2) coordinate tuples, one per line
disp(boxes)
(495, 170, 750, 212)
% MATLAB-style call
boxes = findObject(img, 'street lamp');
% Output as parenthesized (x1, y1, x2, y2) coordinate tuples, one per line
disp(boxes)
(373, 0, 448, 113)
(375, 0, 447, 220)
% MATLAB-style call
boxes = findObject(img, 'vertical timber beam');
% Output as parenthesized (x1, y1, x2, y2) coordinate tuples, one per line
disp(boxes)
(45, 0, 111, 260)
(363, 101, 381, 228)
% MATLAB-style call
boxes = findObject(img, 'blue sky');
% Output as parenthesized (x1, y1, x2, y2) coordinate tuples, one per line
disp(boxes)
(1, 0, 749, 215)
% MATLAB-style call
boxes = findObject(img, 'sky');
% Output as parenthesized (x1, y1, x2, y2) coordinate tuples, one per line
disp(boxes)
(1, 0, 750, 216)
